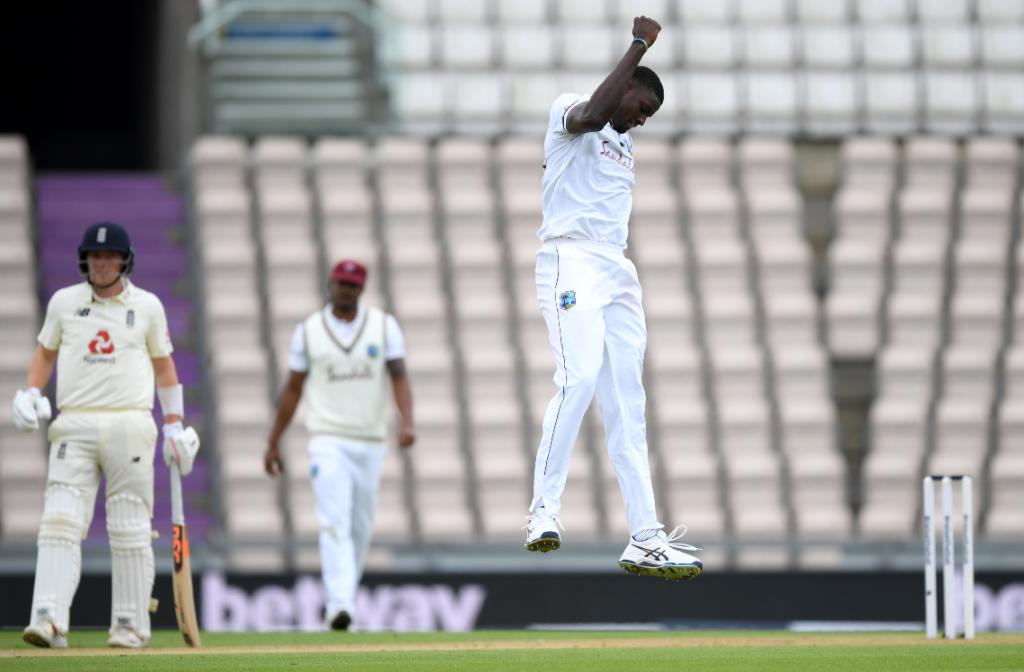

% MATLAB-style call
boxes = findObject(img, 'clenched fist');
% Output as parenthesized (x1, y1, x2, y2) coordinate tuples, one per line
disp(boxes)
(633, 16, 661, 48)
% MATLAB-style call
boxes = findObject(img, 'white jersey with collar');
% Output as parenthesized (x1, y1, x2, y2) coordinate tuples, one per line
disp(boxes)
(538, 92, 636, 249)
(36, 279, 174, 411)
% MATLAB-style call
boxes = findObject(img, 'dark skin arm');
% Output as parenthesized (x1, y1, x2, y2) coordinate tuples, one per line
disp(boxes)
(263, 360, 416, 476)
(388, 358, 415, 448)
(264, 370, 307, 476)
(565, 16, 662, 134)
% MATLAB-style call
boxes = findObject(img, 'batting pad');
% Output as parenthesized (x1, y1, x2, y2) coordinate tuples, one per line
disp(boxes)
(29, 484, 85, 634)
(107, 493, 154, 639)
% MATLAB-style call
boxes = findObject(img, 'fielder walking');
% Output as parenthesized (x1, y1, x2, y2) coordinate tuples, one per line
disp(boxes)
(13, 222, 200, 648)
(524, 17, 702, 580)
(264, 259, 415, 630)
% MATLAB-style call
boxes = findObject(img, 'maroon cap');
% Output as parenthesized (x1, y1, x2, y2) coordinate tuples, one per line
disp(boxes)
(330, 259, 367, 286)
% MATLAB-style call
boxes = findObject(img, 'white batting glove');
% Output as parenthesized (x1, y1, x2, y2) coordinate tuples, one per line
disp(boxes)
(163, 422, 201, 476)
(12, 388, 52, 433)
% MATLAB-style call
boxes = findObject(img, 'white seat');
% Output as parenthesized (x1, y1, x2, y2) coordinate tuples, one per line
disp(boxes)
(942, 345, 998, 402)
(384, 24, 435, 69)
(977, 0, 1024, 22)
(747, 188, 802, 241)
(959, 188, 1014, 242)
(561, 26, 617, 68)
(889, 237, 946, 296)
(921, 25, 975, 68)
(801, 26, 855, 68)
(803, 71, 859, 135)
(953, 239, 1009, 295)
(773, 346, 829, 399)
(833, 187, 890, 240)
(857, 0, 910, 22)
(964, 138, 1019, 188)
(904, 137, 958, 187)
(686, 188, 741, 240)
(683, 73, 740, 133)
(743, 72, 799, 133)
(865, 399, 929, 482)
(554, 0, 609, 23)
(979, 26, 1024, 68)
(439, 25, 495, 69)
(924, 70, 979, 134)
(495, 0, 549, 23)
(863, 71, 919, 134)
(929, 399, 990, 477)
(436, 0, 488, 21)
(826, 291, 880, 357)
(861, 25, 916, 68)
(886, 292, 943, 348)
(741, 25, 796, 67)
(678, 0, 734, 22)
(736, 0, 791, 23)
(500, 26, 556, 69)
(709, 345, 766, 400)
(839, 138, 898, 189)
(795, 0, 850, 23)
(898, 187, 953, 241)
(829, 237, 886, 296)
(915, 0, 970, 22)
(982, 72, 1024, 134)
(948, 293, 1005, 348)
(681, 26, 738, 68)
(764, 293, 819, 346)
(877, 345, 936, 401)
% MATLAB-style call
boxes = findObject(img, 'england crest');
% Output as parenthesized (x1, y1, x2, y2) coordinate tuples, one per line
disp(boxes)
(558, 290, 576, 311)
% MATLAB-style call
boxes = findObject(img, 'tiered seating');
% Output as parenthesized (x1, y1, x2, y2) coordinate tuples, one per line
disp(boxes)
(0, 135, 45, 541)
(191, 136, 284, 569)
(374, 138, 470, 540)
(855, 137, 1019, 540)
(378, 0, 1024, 135)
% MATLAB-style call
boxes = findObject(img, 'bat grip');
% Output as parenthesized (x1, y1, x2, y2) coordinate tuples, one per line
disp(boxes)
(170, 463, 185, 525)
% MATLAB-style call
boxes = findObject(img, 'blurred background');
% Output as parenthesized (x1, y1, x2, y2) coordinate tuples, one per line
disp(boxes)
(0, 0, 1022, 633)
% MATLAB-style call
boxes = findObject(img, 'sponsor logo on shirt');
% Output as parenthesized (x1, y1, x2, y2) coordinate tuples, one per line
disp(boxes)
(326, 364, 373, 383)
(84, 329, 117, 364)
(367, 344, 380, 358)
(76, 307, 91, 317)
(599, 141, 634, 173)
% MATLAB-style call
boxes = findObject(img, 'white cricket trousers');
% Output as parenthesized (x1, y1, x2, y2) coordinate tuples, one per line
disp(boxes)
(31, 410, 157, 636)
(307, 435, 386, 618)
(530, 238, 662, 537)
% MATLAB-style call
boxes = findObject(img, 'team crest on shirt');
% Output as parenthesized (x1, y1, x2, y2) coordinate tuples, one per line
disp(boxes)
(558, 290, 577, 311)
(367, 344, 380, 358)
(311, 465, 319, 479)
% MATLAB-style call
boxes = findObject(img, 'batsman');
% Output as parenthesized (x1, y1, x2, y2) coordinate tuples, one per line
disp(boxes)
(12, 222, 200, 649)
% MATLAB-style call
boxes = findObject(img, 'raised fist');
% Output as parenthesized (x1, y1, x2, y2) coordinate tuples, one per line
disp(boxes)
(633, 16, 661, 47)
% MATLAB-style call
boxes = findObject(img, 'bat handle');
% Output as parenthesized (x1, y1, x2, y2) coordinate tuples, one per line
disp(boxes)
(170, 463, 185, 525)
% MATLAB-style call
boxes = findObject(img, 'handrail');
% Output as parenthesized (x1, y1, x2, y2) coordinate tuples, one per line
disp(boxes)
(188, 0, 381, 48)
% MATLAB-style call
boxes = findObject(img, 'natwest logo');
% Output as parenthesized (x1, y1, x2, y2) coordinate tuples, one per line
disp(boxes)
(88, 330, 115, 354)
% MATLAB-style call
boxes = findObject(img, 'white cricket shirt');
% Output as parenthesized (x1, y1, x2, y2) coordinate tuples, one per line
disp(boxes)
(538, 93, 636, 249)
(37, 280, 174, 411)
(295, 304, 399, 441)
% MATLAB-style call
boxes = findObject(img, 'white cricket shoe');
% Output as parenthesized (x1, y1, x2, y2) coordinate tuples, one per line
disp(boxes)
(107, 625, 148, 649)
(618, 526, 703, 581)
(523, 513, 563, 552)
(22, 620, 68, 649)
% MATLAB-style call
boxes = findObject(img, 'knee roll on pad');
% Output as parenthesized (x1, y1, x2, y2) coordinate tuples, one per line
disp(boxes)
(106, 493, 151, 551)
(39, 484, 85, 544)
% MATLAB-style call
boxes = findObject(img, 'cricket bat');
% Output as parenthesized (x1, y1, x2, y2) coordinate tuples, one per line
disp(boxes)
(171, 463, 202, 647)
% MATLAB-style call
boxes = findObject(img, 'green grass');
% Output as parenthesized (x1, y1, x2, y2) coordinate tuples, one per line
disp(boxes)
(2, 630, 1022, 672)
